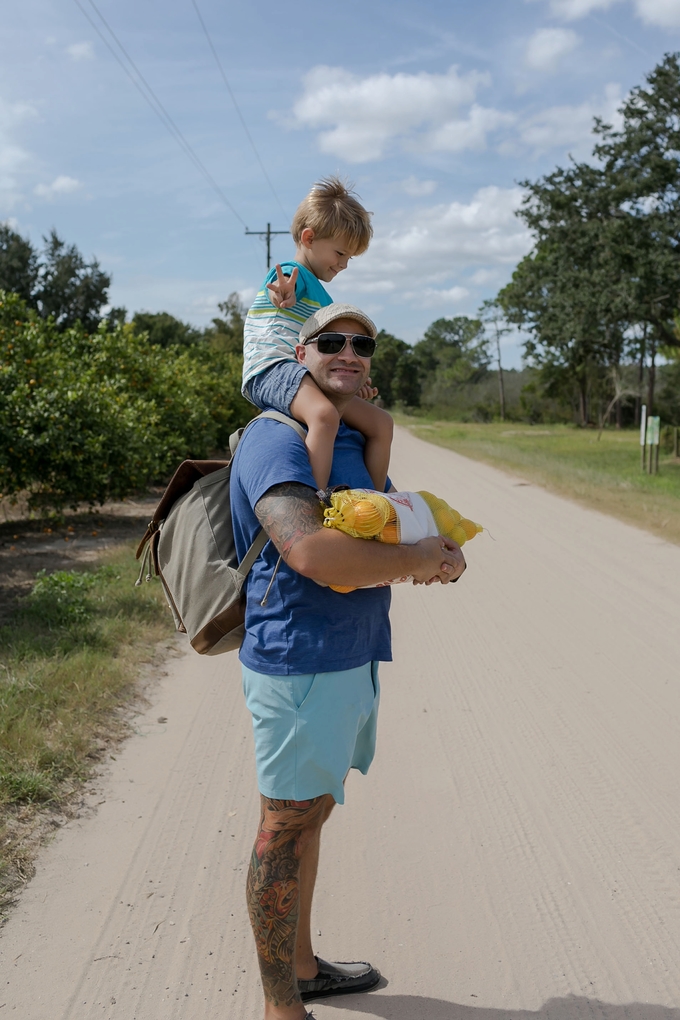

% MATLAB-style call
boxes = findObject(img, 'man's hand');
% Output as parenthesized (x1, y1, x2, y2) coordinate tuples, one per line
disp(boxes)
(266, 264, 298, 309)
(410, 535, 466, 585)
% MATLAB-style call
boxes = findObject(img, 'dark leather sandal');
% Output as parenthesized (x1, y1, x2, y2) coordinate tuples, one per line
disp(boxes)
(298, 955, 381, 1002)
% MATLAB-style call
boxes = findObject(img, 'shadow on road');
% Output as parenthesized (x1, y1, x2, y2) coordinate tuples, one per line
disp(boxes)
(326, 993, 679, 1020)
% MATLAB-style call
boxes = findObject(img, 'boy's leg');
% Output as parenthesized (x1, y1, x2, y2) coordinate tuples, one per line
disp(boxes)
(247, 794, 333, 1020)
(341, 398, 394, 491)
(290, 375, 340, 490)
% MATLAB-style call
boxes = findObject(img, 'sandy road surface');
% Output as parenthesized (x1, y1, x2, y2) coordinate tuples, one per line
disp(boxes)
(2, 426, 680, 1020)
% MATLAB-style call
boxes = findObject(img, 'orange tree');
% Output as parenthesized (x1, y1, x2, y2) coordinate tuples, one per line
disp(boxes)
(0, 291, 251, 510)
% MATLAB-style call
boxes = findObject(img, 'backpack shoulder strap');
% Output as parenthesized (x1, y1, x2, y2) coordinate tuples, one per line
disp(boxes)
(237, 528, 269, 577)
(234, 410, 309, 577)
(227, 410, 307, 461)
(257, 409, 307, 440)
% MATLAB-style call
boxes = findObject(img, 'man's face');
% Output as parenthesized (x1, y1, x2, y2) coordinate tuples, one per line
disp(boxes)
(296, 317, 372, 401)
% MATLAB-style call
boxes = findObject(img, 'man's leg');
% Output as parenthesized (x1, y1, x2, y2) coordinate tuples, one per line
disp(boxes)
(247, 793, 333, 1020)
(296, 798, 335, 980)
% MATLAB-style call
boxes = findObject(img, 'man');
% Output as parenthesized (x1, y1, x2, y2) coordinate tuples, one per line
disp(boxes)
(230, 303, 466, 1020)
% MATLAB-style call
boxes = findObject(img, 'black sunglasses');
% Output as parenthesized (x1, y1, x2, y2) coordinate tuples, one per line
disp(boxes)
(303, 331, 377, 358)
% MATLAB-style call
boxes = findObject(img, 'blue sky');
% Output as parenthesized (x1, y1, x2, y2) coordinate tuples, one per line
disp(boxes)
(2, 0, 679, 366)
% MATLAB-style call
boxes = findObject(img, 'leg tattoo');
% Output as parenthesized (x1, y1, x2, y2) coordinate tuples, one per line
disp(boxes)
(247, 796, 328, 1007)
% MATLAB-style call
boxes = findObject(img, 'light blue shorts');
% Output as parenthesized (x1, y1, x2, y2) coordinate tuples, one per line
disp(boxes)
(241, 662, 380, 804)
(244, 360, 308, 415)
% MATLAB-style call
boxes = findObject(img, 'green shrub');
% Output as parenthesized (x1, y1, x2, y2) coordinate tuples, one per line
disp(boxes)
(0, 291, 253, 509)
(23, 569, 99, 628)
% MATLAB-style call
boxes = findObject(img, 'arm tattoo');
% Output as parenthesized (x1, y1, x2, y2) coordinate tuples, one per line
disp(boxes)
(255, 482, 324, 560)
(246, 796, 329, 1007)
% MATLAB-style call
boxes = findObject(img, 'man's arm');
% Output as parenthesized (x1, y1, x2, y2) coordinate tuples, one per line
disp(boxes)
(255, 482, 466, 587)
(254, 481, 325, 560)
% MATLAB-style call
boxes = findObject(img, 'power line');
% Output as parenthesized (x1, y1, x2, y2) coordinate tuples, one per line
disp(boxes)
(87, 0, 248, 228)
(190, 0, 289, 222)
(588, 13, 652, 59)
(73, 0, 248, 229)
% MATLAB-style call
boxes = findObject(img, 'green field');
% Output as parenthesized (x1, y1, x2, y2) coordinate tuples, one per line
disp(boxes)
(0, 546, 174, 914)
(396, 417, 680, 545)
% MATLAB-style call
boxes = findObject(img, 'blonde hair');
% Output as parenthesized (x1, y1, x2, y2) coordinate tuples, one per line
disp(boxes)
(291, 176, 373, 254)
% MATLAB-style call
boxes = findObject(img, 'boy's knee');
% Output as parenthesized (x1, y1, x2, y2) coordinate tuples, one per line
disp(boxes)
(374, 406, 394, 440)
(309, 403, 341, 433)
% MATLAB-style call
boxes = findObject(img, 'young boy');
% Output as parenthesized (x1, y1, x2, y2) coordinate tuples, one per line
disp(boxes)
(242, 176, 393, 491)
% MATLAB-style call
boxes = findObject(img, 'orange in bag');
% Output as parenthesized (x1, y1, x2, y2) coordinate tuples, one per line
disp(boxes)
(322, 489, 482, 592)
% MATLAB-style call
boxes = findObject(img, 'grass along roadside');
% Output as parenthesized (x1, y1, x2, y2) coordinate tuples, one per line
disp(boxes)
(396, 417, 680, 546)
(0, 543, 175, 918)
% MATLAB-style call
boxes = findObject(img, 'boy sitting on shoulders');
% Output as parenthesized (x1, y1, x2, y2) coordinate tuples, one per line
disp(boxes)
(242, 176, 393, 492)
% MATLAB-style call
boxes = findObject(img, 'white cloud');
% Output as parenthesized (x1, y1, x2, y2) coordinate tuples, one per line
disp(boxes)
(237, 286, 257, 306)
(417, 285, 470, 307)
(283, 64, 504, 162)
(67, 41, 95, 61)
(0, 98, 37, 209)
(332, 186, 532, 304)
(470, 268, 503, 285)
(525, 27, 580, 70)
(425, 104, 515, 152)
(190, 293, 221, 317)
(540, 0, 680, 27)
(107, 274, 259, 327)
(548, 0, 620, 18)
(189, 287, 255, 315)
(519, 82, 622, 153)
(342, 278, 398, 295)
(34, 175, 83, 200)
(401, 176, 437, 197)
(634, 0, 680, 27)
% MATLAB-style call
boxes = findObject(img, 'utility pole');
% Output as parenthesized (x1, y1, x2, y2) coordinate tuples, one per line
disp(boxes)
(491, 318, 507, 422)
(481, 299, 509, 422)
(245, 223, 290, 269)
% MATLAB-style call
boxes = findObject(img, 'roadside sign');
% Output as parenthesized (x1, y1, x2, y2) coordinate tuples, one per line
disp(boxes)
(644, 415, 661, 475)
(647, 416, 660, 446)
(640, 404, 647, 445)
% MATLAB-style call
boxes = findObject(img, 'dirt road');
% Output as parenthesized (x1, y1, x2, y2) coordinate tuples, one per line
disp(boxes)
(2, 426, 680, 1020)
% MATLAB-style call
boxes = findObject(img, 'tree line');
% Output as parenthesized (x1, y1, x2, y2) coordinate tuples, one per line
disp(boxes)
(495, 52, 680, 428)
(4, 48, 680, 515)
(0, 222, 499, 511)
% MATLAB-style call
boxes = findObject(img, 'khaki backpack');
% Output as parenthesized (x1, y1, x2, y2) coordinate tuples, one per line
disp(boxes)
(135, 411, 306, 655)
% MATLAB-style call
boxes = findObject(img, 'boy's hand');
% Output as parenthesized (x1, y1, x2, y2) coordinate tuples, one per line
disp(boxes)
(356, 376, 379, 401)
(266, 264, 298, 309)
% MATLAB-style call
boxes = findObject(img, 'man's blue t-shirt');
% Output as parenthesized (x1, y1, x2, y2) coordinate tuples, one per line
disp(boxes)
(231, 417, 392, 676)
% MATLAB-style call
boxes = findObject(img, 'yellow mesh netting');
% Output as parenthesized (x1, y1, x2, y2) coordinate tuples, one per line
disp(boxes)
(322, 488, 482, 592)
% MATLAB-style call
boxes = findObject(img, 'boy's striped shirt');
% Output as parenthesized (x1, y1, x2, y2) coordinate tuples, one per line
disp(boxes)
(242, 261, 332, 390)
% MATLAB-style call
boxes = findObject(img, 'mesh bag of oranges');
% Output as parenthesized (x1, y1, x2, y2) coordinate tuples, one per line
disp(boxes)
(322, 488, 482, 592)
